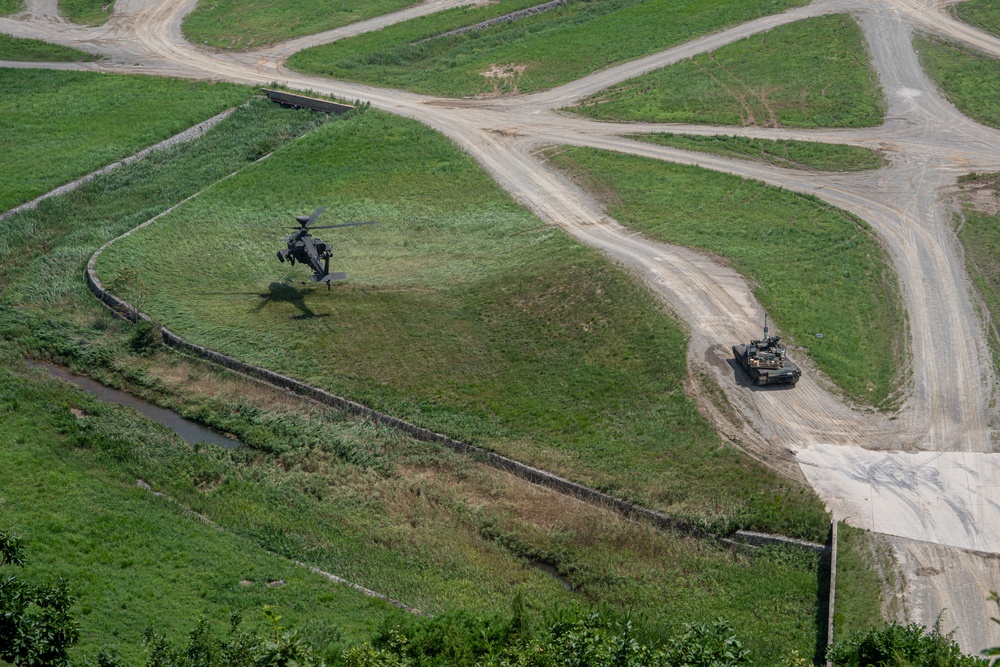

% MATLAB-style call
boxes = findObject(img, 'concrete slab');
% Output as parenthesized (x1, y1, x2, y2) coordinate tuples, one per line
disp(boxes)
(796, 445, 1000, 553)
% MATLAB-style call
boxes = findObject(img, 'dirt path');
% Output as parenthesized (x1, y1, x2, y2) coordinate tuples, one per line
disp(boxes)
(2, 0, 999, 652)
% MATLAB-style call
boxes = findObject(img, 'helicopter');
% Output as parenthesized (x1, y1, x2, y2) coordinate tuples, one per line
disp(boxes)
(276, 206, 377, 289)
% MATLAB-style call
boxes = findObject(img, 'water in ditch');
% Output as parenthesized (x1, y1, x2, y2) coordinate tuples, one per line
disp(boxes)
(27, 360, 240, 449)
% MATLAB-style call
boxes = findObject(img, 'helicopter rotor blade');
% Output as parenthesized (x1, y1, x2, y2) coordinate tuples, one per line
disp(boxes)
(308, 221, 379, 230)
(304, 206, 327, 228)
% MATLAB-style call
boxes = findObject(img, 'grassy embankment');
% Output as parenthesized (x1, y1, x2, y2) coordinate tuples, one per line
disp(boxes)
(59, 0, 114, 25)
(0, 34, 98, 61)
(96, 106, 830, 541)
(916, 34, 1000, 130)
(182, 0, 421, 50)
(954, 0, 1000, 38)
(832, 525, 888, 642)
(0, 358, 398, 663)
(953, 173, 1000, 385)
(544, 147, 905, 407)
(0, 69, 249, 211)
(287, 0, 808, 97)
(0, 0, 22, 15)
(635, 134, 885, 172)
(0, 83, 837, 663)
(573, 14, 884, 128)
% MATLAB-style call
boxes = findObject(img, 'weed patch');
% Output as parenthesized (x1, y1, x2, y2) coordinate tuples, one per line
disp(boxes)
(634, 133, 885, 172)
(0, 34, 97, 61)
(0, 69, 251, 211)
(952, 173, 1000, 378)
(182, 0, 421, 50)
(916, 34, 1000, 130)
(287, 0, 808, 97)
(954, 0, 1000, 39)
(572, 15, 884, 127)
(58, 0, 114, 25)
(545, 146, 905, 407)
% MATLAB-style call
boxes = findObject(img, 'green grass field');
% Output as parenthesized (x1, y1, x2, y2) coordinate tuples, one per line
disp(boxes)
(832, 525, 885, 641)
(0, 33, 98, 61)
(0, 361, 398, 663)
(544, 147, 904, 407)
(287, 0, 807, 98)
(954, 173, 1000, 380)
(94, 108, 830, 542)
(634, 134, 885, 171)
(572, 15, 885, 127)
(916, 34, 1000, 131)
(0, 91, 841, 663)
(0, 0, 23, 15)
(182, 0, 421, 50)
(59, 0, 114, 25)
(955, 0, 1000, 38)
(0, 69, 250, 212)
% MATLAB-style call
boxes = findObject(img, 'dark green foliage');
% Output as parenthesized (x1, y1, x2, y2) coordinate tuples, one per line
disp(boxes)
(0, 34, 97, 61)
(287, 0, 808, 97)
(0, 536, 80, 667)
(985, 593, 1000, 665)
(0, 530, 26, 567)
(635, 134, 885, 172)
(572, 14, 885, 127)
(350, 612, 751, 667)
(827, 623, 988, 667)
(129, 319, 162, 355)
(915, 35, 1000, 131)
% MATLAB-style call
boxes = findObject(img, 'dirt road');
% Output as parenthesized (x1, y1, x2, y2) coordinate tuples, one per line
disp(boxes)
(2, 0, 998, 652)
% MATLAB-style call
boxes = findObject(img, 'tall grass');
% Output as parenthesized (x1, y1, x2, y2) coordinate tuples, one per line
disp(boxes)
(0, 34, 98, 61)
(0, 364, 397, 663)
(634, 134, 885, 172)
(833, 525, 886, 641)
(572, 15, 885, 127)
(287, 0, 808, 97)
(545, 147, 905, 407)
(0, 69, 251, 212)
(916, 34, 1000, 130)
(954, 173, 1000, 383)
(955, 0, 1000, 39)
(182, 0, 422, 50)
(57, 0, 114, 25)
(0, 0, 23, 15)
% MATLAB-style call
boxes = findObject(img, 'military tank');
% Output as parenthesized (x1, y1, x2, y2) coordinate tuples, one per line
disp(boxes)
(732, 316, 801, 386)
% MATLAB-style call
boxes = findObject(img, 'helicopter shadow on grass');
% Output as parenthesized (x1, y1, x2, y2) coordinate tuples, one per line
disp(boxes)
(252, 281, 331, 320)
(726, 358, 796, 392)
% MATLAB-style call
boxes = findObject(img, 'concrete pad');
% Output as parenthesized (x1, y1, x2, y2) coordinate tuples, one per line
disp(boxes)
(796, 445, 1000, 552)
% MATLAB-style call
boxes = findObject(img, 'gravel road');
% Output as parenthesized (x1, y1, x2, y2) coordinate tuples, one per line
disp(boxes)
(2, 0, 998, 652)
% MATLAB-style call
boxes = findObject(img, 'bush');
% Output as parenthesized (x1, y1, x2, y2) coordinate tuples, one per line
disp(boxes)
(827, 623, 988, 667)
